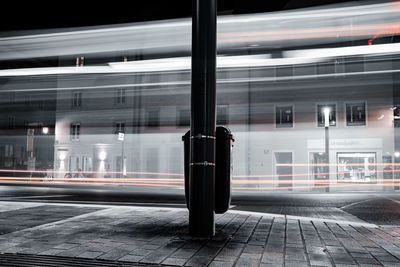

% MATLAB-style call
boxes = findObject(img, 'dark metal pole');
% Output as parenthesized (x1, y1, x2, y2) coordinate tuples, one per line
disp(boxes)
(189, 0, 217, 237)
(325, 126, 330, 192)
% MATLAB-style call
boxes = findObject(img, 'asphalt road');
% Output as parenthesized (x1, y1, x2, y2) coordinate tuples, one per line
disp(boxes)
(1, 184, 399, 226)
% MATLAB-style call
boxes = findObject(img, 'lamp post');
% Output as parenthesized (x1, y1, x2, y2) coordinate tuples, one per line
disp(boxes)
(323, 107, 330, 192)
(118, 132, 126, 177)
(190, 0, 217, 237)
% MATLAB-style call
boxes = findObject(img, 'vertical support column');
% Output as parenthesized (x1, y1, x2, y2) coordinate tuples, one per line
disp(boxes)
(189, 0, 217, 237)
(325, 126, 330, 192)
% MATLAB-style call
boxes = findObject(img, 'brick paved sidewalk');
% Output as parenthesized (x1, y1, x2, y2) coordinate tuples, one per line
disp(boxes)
(0, 201, 399, 266)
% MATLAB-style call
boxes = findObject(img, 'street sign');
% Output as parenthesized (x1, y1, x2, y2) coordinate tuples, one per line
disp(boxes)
(118, 132, 125, 141)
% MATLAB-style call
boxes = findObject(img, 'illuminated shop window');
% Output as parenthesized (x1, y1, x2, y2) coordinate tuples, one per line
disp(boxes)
(337, 152, 376, 182)
(309, 152, 329, 180)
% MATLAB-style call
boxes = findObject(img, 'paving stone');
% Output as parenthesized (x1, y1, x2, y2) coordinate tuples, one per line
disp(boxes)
(184, 255, 213, 266)
(77, 250, 104, 259)
(140, 252, 170, 264)
(96, 248, 131, 261)
(285, 260, 309, 267)
(208, 260, 235, 267)
(162, 257, 188, 266)
(235, 257, 260, 266)
(1, 201, 400, 267)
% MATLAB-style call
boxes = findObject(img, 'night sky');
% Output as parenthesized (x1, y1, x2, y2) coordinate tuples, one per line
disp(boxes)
(1, 0, 360, 32)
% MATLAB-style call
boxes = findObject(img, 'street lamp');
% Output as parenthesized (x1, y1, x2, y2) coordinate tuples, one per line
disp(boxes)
(42, 127, 49, 134)
(117, 132, 126, 177)
(323, 107, 330, 192)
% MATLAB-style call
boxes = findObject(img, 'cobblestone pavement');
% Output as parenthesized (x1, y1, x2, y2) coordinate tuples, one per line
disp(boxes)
(0, 201, 400, 266)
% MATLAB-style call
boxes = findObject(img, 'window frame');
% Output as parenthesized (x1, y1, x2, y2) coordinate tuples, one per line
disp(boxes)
(274, 104, 295, 129)
(70, 123, 81, 141)
(315, 103, 337, 128)
(345, 101, 368, 127)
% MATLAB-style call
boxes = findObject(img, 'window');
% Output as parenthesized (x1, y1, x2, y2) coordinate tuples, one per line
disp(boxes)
(4, 145, 13, 157)
(217, 106, 228, 125)
(24, 95, 31, 105)
(72, 91, 82, 108)
(346, 102, 366, 126)
(309, 152, 329, 180)
(274, 152, 293, 190)
(275, 106, 293, 128)
(115, 122, 125, 133)
(70, 123, 80, 141)
(147, 109, 160, 128)
(337, 152, 376, 182)
(177, 108, 190, 127)
(115, 88, 126, 104)
(76, 56, 84, 67)
(394, 105, 400, 127)
(9, 92, 15, 104)
(317, 104, 336, 127)
(8, 117, 15, 129)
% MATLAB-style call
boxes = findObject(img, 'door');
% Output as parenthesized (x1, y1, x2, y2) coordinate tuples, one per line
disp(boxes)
(274, 152, 293, 190)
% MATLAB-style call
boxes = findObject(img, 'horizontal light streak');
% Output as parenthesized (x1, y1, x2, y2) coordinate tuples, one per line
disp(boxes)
(276, 163, 400, 167)
(1, 169, 399, 180)
(232, 169, 400, 179)
(0, 179, 184, 188)
(0, 169, 183, 176)
(3, 41, 400, 77)
(0, 179, 397, 191)
(232, 183, 400, 190)
(0, 54, 320, 77)
(1, 177, 399, 186)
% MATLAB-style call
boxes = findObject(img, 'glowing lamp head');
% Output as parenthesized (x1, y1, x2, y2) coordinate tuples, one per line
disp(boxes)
(42, 127, 49, 134)
(99, 151, 107, 161)
(323, 107, 330, 127)
(59, 153, 66, 161)
(395, 151, 400, 158)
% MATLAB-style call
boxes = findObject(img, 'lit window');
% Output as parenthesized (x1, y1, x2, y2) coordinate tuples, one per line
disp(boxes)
(346, 102, 366, 126)
(317, 104, 336, 127)
(275, 106, 293, 128)
(71, 123, 80, 141)
(76, 56, 84, 67)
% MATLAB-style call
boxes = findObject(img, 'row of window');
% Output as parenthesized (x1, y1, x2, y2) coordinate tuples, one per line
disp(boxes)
(68, 102, 366, 140)
(276, 102, 367, 128)
(72, 89, 126, 108)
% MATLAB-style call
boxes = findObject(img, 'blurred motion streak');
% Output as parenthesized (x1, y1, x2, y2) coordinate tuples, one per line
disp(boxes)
(1, 1, 400, 193)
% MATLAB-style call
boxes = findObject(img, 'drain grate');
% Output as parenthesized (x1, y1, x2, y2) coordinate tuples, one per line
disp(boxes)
(0, 253, 168, 267)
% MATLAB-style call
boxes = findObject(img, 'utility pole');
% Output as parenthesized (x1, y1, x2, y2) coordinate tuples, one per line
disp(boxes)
(323, 108, 330, 192)
(189, 0, 217, 237)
